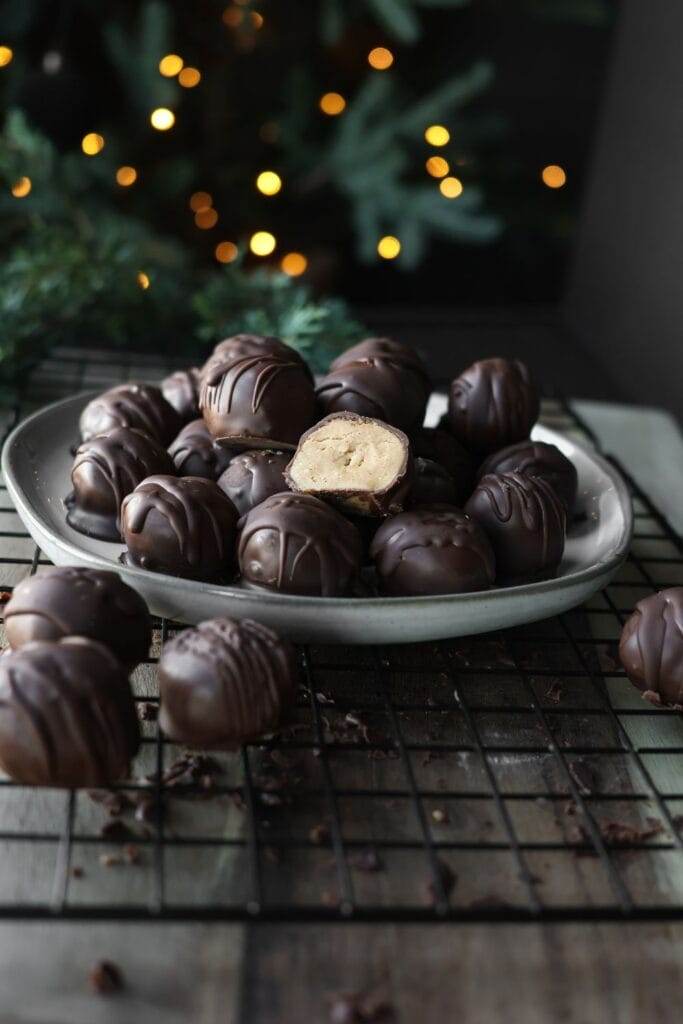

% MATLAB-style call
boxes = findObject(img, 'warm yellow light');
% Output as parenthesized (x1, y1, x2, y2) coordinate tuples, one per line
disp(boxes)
(150, 107, 175, 131)
(424, 125, 449, 147)
(222, 6, 243, 27)
(116, 165, 138, 187)
(81, 132, 105, 155)
(256, 170, 282, 196)
(10, 176, 31, 198)
(426, 156, 449, 178)
(319, 92, 346, 116)
(281, 252, 307, 277)
(190, 191, 212, 212)
(250, 231, 276, 256)
(195, 208, 218, 229)
(541, 164, 566, 189)
(215, 241, 239, 264)
(159, 54, 183, 77)
(137, 272, 150, 290)
(377, 235, 401, 260)
(0, 46, 13, 67)
(251, 11, 264, 28)
(368, 46, 393, 70)
(440, 176, 463, 199)
(178, 66, 201, 88)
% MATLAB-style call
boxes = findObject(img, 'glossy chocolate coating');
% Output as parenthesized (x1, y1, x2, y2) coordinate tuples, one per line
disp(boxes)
(316, 357, 427, 434)
(158, 617, 298, 747)
(200, 352, 317, 448)
(465, 471, 566, 583)
(66, 427, 175, 542)
(409, 458, 458, 508)
(330, 337, 430, 393)
(619, 588, 683, 707)
(206, 333, 311, 377)
(4, 567, 151, 668)
(217, 449, 290, 516)
(238, 492, 362, 596)
(477, 439, 578, 510)
(448, 358, 539, 455)
(80, 383, 181, 446)
(412, 427, 475, 504)
(168, 419, 233, 480)
(0, 638, 139, 786)
(121, 475, 238, 581)
(370, 507, 496, 597)
(161, 368, 201, 423)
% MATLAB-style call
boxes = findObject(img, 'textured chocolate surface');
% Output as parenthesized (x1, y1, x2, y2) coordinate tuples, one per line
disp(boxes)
(238, 492, 362, 596)
(0, 638, 139, 786)
(370, 507, 495, 596)
(619, 588, 683, 707)
(168, 419, 233, 480)
(200, 352, 317, 448)
(409, 458, 458, 508)
(448, 358, 539, 455)
(121, 475, 238, 581)
(79, 383, 181, 446)
(465, 471, 566, 583)
(161, 368, 201, 423)
(66, 427, 175, 542)
(4, 567, 151, 668)
(316, 357, 427, 433)
(217, 449, 290, 516)
(412, 427, 475, 504)
(205, 333, 311, 378)
(477, 439, 578, 510)
(329, 337, 430, 393)
(158, 617, 298, 747)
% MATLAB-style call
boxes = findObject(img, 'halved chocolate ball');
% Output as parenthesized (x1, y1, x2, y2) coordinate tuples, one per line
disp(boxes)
(168, 419, 233, 479)
(477, 439, 578, 511)
(217, 449, 290, 516)
(161, 368, 201, 423)
(619, 588, 683, 707)
(448, 358, 539, 455)
(79, 383, 181, 446)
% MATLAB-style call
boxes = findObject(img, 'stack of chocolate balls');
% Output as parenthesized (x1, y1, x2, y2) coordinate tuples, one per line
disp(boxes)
(65, 334, 578, 596)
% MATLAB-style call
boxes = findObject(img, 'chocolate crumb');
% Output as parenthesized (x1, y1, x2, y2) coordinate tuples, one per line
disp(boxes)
(71, 865, 84, 879)
(123, 844, 143, 865)
(89, 960, 124, 995)
(100, 819, 136, 841)
(0, 591, 12, 604)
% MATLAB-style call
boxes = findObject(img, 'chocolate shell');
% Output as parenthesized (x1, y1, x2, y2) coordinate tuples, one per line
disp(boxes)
(66, 427, 175, 542)
(477, 439, 578, 511)
(217, 449, 290, 516)
(168, 419, 234, 480)
(79, 383, 181, 446)
(370, 507, 496, 596)
(448, 358, 539, 455)
(158, 617, 298, 748)
(238, 492, 362, 596)
(409, 458, 458, 508)
(465, 471, 566, 583)
(412, 427, 475, 504)
(330, 337, 430, 394)
(3, 567, 151, 669)
(121, 475, 238, 581)
(619, 588, 683, 707)
(161, 368, 201, 423)
(205, 333, 312, 379)
(285, 412, 413, 518)
(0, 638, 139, 787)
(316, 357, 427, 434)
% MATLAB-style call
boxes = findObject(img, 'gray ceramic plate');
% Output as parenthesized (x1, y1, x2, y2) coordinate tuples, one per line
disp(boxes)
(1, 392, 632, 644)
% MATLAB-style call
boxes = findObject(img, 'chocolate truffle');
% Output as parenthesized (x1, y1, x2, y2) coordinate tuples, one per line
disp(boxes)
(3, 567, 151, 668)
(161, 368, 201, 423)
(316, 357, 427, 434)
(168, 419, 233, 480)
(370, 507, 495, 597)
(409, 458, 458, 508)
(285, 412, 412, 518)
(158, 617, 298, 747)
(465, 472, 566, 583)
(121, 475, 238, 581)
(412, 427, 475, 504)
(79, 383, 181, 446)
(619, 588, 683, 707)
(217, 449, 290, 516)
(238, 492, 362, 596)
(66, 427, 175, 541)
(330, 337, 430, 394)
(477, 439, 578, 510)
(200, 352, 317, 449)
(448, 358, 539, 455)
(206, 333, 312, 379)
(0, 638, 139, 786)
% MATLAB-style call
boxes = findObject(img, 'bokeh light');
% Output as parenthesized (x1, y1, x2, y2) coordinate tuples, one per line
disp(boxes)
(222, 7, 243, 27)
(426, 156, 449, 178)
(178, 67, 201, 88)
(11, 177, 31, 198)
(190, 191, 213, 212)
(0, 46, 13, 67)
(250, 231, 276, 256)
(256, 170, 282, 196)
(440, 176, 463, 199)
(215, 241, 239, 263)
(251, 11, 264, 28)
(424, 125, 449, 147)
(541, 164, 567, 188)
(195, 208, 218, 229)
(281, 252, 307, 277)
(116, 166, 137, 187)
(319, 92, 346, 116)
(159, 54, 183, 77)
(150, 108, 175, 131)
(137, 272, 150, 290)
(81, 132, 105, 155)
(377, 235, 401, 259)
(368, 47, 393, 70)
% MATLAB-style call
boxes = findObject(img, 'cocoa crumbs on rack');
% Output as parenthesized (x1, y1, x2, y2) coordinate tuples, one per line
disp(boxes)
(88, 960, 124, 995)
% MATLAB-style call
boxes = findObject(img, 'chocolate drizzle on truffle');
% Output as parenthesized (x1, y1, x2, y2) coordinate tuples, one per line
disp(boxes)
(206, 333, 312, 379)
(79, 383, 181, 446)
(448, 358, 539, 455)
(316, 357, 426, 433)
(217, 449, 290, 516)
(168, 419, 233, 479)
(477, 439, 578, 510)
(618, 588, 683, 707)
(330, 336, 430, 394)
(161, 368, 201, 423)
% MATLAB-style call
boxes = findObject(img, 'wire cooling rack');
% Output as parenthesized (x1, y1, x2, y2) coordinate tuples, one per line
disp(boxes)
(0, 349, 681, 923)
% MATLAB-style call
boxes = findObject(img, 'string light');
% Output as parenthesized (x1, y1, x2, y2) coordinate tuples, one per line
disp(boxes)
(281, 252, 307, 277)
(150, 108, 175, 131)
(319, 92, 346, 116)
(215, 241, 238, 264)
(256, 170, 282, 196)
(250, 231, 276, 256)
(0, 47, 13, 67)
(541, 164, 566, 189)
(377, 236, 401, 260)
(178, 67, 201, 88)
(251, 11, 264, 28)
(426, 156, 449, 178)
(368, 47, 393, 70)
(137, 272, 150, 290)
(116, 166, 138, 187)
(424, 125, 449, 147)
(10, 177, 31, 198)
(440, 176, 463, 199)
(159, 54, 183, 77)
(195, 208, 218, 229)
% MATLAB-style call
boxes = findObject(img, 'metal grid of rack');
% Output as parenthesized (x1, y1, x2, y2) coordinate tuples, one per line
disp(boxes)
(0, 349, 681, 923)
